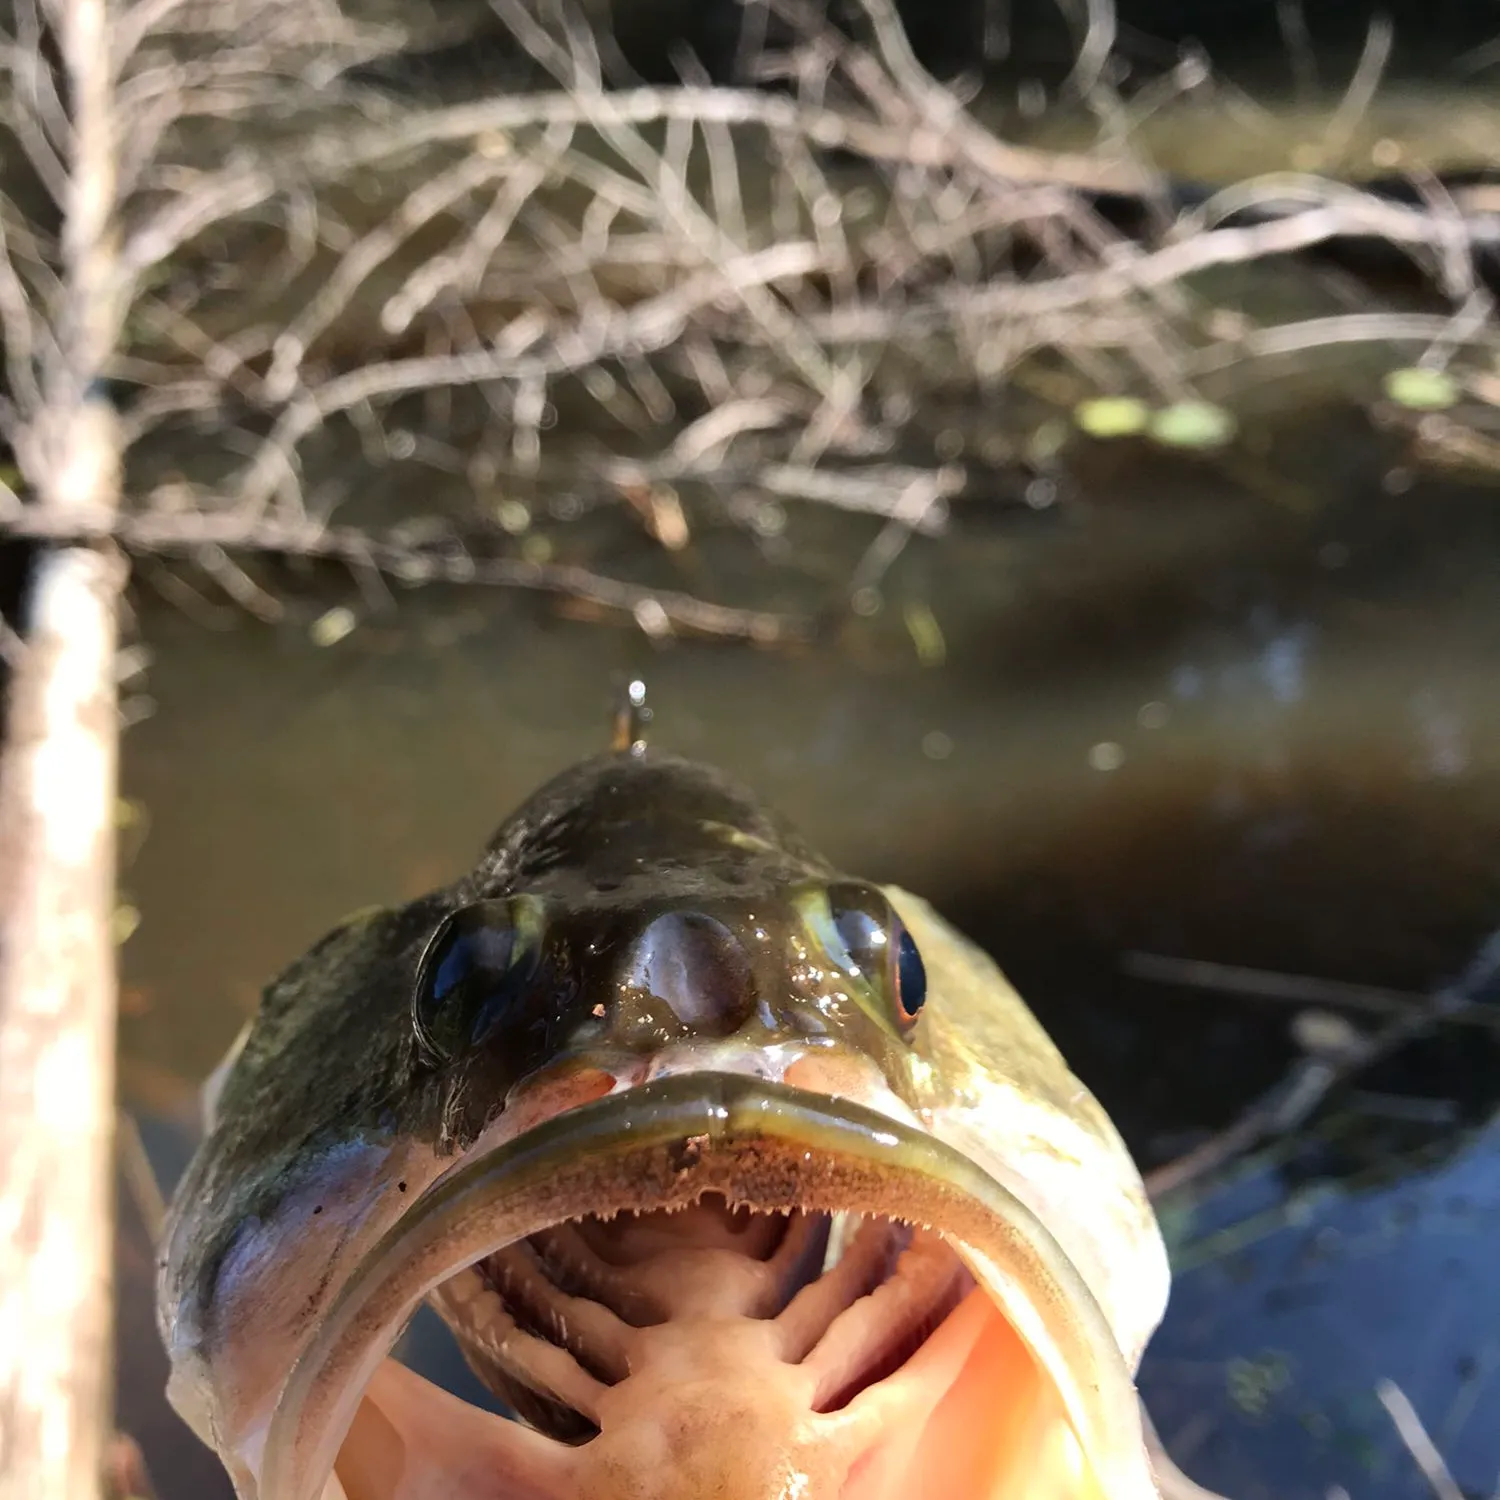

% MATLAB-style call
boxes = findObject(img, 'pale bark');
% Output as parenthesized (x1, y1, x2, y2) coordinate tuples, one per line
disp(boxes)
(0, 0, 128, 1494)
(0, 540, 126, 1500)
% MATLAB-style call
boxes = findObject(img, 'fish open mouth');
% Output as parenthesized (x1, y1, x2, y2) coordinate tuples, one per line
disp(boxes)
(260, 1075, 1153, 1500)
(432, 1199, 975, 1438)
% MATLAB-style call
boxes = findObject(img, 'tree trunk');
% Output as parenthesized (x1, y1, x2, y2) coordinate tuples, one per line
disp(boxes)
(0, 536, 127, 1500)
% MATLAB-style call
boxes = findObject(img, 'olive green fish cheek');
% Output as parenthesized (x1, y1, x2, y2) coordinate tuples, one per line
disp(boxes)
(159, 1131, 453, 1478)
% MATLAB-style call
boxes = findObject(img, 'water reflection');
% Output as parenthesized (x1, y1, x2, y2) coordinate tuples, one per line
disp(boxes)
(1147, 1115, 1500, 1500)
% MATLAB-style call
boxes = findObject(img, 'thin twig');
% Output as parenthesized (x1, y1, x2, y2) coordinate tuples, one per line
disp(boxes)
(1061, 0, 1118, 101)
(0, 502, 815, 643)
(758, 462, 957, 530)
(1188, 312, 1500, 375)
(234, 240, 828, 513)
(1122, 952, 1426, 1018)
(122, 83, 1157, 275)
(1275, 0, 1319, 100)
(1145, 928, 1500, 1201)
(115, 1108, 167, 1247)
(1377, 1381, 1466, 1500)
(814, 199, 1500, 343)
(263, 150, 517, 400)
(1321, 15, 1394, 165)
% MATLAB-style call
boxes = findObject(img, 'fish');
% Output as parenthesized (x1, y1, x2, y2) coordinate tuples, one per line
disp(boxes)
(157, 735, 1174, 1500)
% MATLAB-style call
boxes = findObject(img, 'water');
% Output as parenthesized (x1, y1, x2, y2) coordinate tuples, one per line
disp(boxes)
(115, 406, 1500, 1498)
(91, 0, 1500, 1490)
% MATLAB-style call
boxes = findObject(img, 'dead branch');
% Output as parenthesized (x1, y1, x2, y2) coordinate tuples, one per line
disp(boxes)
(1320, 15, 1394, 165)
(811, 198, 1500, 346)
(120, 81, 1159, 276)
(0, 501, 813, 643)
(1123, 952, 1429, 1019)
(57, 0, 1500, 590)
(232, 238, 828, 512)
(1144, 929, 1500, 1202)
(1188, 311, 1500, 375)
(1376, 1381, 1466, 1500)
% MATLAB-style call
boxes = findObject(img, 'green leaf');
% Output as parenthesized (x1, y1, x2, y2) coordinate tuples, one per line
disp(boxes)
(1383, 366, 1459, 411)
(902, 601, 947, 668)
(112, 903, 142, 946)
(309, 606, 357, 647)
(1074, 396, 1150, 438)
(1148, 400, 1236, 449)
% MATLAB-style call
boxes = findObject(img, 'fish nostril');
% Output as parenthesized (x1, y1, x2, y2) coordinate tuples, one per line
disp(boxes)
(624, 910, 757, 1036)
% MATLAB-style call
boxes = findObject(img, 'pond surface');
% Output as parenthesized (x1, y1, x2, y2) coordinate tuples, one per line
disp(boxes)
(87, 1, 1500, 1492)
(115, 397, 1500, 1498)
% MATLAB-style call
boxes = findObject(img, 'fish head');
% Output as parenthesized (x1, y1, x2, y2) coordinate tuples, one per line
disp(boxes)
(158, 750, 1170, 1500)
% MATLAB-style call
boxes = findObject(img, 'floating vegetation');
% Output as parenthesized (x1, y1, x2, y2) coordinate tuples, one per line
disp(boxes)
(903, 601, 947, 668)
(309, 607, 358, 648)
(1383, 367, 1460, 412)
(1148, 402, 1238, 451)
(1074, 397, 1151, 439)
(1226, 1350, 1294, 1417)
(112, 902, 142, 946)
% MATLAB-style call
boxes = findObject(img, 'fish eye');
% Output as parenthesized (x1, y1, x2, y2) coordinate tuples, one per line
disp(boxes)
(825, 884, 927, 1032)
(412, 901, 541, 1063)
(894, 924, 927, 1023)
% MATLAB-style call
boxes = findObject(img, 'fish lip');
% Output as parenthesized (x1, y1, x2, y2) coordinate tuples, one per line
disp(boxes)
(262, 1071, 1141, 1500)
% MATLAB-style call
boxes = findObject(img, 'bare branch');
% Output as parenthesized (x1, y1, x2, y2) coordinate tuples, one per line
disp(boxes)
(1321, 14, 1394, 164)
(1145, 928, 1500, 1202)
(0, 213, 44, 414)
(1060, 0, 1119, 102)
(234, 239, 826, 512)
(121, 82, 1159, 274)
(0, 501, 814, 643)
(1377, 1382, 1466, 1500)
(381, 122, 577, 336)
(264, 149, 517, 400)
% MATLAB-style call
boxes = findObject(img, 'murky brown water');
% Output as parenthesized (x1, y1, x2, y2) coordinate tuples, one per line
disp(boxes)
(88, 1, 1500, 1490)
(117, 400, 1500, 1498)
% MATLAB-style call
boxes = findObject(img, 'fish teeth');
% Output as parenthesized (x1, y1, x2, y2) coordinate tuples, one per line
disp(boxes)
(821, 1211, 861, 1274)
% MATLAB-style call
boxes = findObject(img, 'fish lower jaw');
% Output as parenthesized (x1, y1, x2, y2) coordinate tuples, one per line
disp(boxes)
(328, 1203, 1098, 1500)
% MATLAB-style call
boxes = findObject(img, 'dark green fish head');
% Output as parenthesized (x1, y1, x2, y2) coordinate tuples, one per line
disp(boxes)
(158, 750, 1169, 1500)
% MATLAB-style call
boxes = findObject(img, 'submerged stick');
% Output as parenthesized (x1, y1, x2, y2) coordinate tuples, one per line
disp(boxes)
(1376, 1380, 1466, 1500)
(1121, 951, 1422, 1017)
(1144, 929, 1500, 1202)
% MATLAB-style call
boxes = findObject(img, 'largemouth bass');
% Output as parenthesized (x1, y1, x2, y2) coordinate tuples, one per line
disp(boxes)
(157, 743, 1172, 1500)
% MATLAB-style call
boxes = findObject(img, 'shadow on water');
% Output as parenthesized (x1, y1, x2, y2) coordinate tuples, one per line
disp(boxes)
(115, 408, 1500, 1498)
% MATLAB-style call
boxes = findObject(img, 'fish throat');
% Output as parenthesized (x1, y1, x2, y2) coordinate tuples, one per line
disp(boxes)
(430, 1198, 974, 1445)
